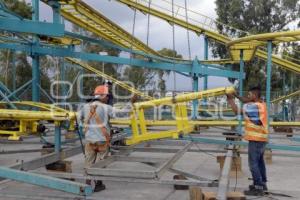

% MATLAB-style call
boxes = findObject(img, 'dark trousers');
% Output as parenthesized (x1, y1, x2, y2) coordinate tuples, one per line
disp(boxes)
(248, 141, 267, 186)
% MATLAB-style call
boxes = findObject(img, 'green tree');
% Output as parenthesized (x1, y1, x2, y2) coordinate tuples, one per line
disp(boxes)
(123, 48, 182, 97)
(0, 0, 32, 99)
(0, 0, 54, 102)
(156, 48, 182, 96)
(70, 25, 121, 100)
(213, 0, 300, 93)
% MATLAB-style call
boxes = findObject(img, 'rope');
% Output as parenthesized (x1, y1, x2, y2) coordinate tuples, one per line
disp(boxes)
(184, 0, 191, 60)
(146, 0, 152, 46)
(130, 1, 137, 60)
(171, 0, 176, 92)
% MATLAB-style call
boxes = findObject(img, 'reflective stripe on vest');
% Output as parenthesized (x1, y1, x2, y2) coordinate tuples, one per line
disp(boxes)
(244, 102, 268, 142)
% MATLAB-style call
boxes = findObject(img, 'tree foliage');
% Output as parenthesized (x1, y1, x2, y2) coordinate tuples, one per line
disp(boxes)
(214, 0, 300, 92)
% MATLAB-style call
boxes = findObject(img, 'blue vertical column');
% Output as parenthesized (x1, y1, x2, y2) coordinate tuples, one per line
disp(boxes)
(282, 71, 286, 121)
(31, 0, 40, 102)
(52, 2, 62, 152)
(191, 58, 199, 119)
(60, 59, 66, 102)
(238, 50, 244, 135)
(192, 59, 199, 119)
(79, 28, 84, 102)
(203, 35, 208, 91)
(54, 122, 61, 153)
(266, 41, 273, 130)
(12, 50, 16, 92)
(192, 76, 199, 119)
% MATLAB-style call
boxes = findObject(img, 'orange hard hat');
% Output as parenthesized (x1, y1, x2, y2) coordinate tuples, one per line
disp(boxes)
(94, 85, 109, 95)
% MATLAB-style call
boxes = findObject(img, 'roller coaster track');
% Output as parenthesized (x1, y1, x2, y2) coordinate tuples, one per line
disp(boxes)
(115, 0, 300, 73)
(272, 89, 300, 104)
(42, 0, 300, 73)
(43, 0, 159, 55)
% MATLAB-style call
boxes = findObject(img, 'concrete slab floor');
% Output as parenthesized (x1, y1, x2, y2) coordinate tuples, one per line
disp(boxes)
(0, 128, 300, 200)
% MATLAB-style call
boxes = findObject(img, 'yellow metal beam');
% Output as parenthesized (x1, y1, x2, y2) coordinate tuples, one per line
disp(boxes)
(0, 109, 70, 121)
(227, 30, 300, 46)
(43, 0, 159, 56)
(111, 119, 300, 127)
(115, 0, 300, 74)
(134, 87, 235, 108)
(272, 89, 300, 104)
(116, 0, 229, 43)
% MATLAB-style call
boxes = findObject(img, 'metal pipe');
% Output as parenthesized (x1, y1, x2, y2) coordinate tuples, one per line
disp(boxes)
(0, 109, 70, 120)
(238, 49, 244, 135)
(266, 41, 272, 130)
(54, 122, 61, 153)
(31, 0, 40, 102)
(203, 35, 208, 91)
(134, 87, 235, 109)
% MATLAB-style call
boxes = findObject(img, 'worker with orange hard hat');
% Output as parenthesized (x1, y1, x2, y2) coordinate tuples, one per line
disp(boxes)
(78, 84, 137, 192)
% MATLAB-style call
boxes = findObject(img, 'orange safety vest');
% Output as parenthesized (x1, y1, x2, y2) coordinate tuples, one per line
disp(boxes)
(84, 104, 111, 152)
(244, 102, 269, 142)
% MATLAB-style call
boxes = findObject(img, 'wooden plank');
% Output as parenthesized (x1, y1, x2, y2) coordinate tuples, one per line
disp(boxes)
(189, 186, 203, 200)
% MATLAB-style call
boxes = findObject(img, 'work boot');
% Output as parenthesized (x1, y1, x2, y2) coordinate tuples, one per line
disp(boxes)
(244, 185, 264, 196)
(249, 183, 268, 191)
(94, 181, 106, 192)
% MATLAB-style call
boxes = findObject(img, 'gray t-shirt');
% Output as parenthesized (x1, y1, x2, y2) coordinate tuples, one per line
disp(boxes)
(78, 101, 131, 143)
(78, 102, 114, 143)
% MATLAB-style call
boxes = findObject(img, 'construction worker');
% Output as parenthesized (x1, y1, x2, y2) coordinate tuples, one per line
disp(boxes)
(78, 85, 136, 192)
(104, 80, 114, 106)
(226, 86, 268, 196)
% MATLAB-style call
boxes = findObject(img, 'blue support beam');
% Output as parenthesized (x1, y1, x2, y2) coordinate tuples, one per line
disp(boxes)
(182, 136, 300, 152)
(192, 58, 199, 119)
(55, 122, 61, 153)
(0, 167, 92, 196)
(192, 76, 199, 119)
(238, 50, 244, 135)
(31, 0, 40, 102)
(1, 80, 32, 101)
(0, 90, 17, 109)
(266, 41, 273, 130)
(0, 43, 243, 79)
(0, 18, 64, 37)
(12, 50, 16, 92)
(203, 35, 208, 90)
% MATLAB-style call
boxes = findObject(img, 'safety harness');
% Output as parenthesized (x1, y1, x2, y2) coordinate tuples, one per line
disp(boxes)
(84, 104, 111, 152)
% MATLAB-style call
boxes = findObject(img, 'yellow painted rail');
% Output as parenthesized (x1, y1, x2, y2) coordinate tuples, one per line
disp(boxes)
(115, 0, 300, 73)
(272, 89, 300, 104)
(111, 119, 300, 127)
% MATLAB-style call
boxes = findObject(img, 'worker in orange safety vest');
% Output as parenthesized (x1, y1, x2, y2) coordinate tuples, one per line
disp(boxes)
(226, 86, 268, 196)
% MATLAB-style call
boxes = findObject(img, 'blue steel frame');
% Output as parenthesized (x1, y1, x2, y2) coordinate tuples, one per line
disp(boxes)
(0, 42, 243, 79)
(0, 0, 287, 195)
(238, 49, 244, 135)
(0, 167, 92, 196)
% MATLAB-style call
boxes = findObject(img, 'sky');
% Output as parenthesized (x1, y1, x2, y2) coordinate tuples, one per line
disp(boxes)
(27, 0, 233, 91)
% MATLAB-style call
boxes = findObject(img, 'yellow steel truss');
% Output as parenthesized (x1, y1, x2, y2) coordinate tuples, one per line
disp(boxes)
(42, 0, 159, 55)
(115, 0, 300, 73)
(272, 89, 300, 104)
(126, 87, 235, 145)
(111, 119, 300, 127)
(0, 102, 76, 140)
(228, 30, 300, 61)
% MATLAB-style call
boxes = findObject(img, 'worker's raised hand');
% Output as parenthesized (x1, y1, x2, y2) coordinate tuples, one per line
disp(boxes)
(131, 94, 139, 104)
(226, 93, 234, 100)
